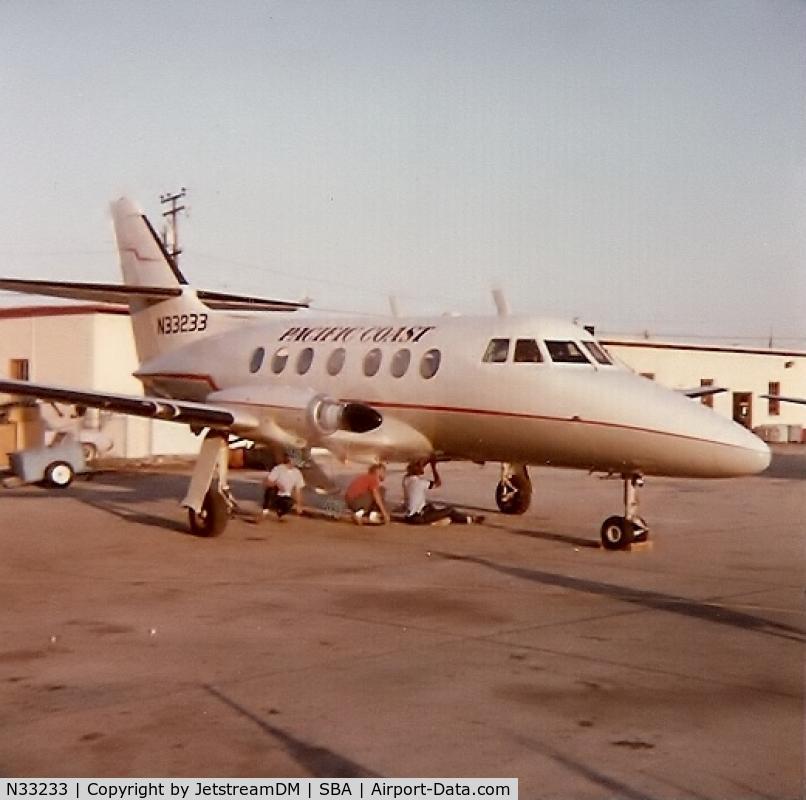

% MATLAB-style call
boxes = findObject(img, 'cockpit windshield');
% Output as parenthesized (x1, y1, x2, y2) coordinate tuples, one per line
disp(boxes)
(545, 340, 590, 364)
(514, 338, 542, 363)
(482, 339, 510, 363)
(581, 340, 613, 365)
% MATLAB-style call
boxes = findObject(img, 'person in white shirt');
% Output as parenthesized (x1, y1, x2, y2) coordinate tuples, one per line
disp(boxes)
(261, 452, 305, 520)
(402, 458, 482, 526)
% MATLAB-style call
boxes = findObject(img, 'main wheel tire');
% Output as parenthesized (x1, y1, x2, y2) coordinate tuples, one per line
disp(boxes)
(188, 488, 230, 537)
(45, 461, 75, 488)
(600, 516, 635, 550)
(81, 443, 98, 464)
(495, 473, 532, 515)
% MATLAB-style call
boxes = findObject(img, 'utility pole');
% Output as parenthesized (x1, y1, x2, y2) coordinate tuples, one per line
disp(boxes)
(159, 188, 187, 267)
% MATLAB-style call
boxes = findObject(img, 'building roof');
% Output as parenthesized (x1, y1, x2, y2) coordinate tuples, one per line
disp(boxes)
(601, 337, 806, 359)
(0, 304, 128, 320)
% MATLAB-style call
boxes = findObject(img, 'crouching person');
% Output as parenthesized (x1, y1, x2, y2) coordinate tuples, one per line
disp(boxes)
(260, 451, 304, 521)
(345, 463, 391, 525)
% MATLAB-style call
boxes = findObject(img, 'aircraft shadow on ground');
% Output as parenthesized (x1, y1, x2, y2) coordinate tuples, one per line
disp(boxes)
(203, 684, 381, 778)
(2, 470, 188, 502)
(513, 734, 661, 800)
(0, 470, 266, 537)
(433, 552, 806, 643)
(760, 453, 806, 479)
(75, 472, 198, 536)
(28, 470, 602, 544)
(484, 521, 598, 549)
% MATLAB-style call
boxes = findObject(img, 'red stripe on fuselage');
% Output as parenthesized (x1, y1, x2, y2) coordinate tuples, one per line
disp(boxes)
(138, 373, 220, 391)
(361, 400, 750, 453)
(134, 372, 750, 453)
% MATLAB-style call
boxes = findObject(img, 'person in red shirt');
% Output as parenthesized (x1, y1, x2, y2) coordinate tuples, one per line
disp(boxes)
(344, 463, 390, 525)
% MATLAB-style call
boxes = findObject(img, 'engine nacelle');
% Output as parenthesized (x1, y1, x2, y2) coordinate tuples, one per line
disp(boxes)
(206, 385, 381, 445)
(309, 395, 382, 436)
(323, 416, 433, 464)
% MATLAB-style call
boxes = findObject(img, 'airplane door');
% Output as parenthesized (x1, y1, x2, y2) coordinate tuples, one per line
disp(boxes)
(732, 392, 753, 429)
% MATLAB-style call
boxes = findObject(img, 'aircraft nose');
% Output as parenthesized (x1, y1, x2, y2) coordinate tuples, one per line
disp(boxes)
(623, 375, 773, 478)
(727, 425, 771, 475)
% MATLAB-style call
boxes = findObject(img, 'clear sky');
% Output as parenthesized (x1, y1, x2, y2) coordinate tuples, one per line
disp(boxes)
(1, 1, 804, 344)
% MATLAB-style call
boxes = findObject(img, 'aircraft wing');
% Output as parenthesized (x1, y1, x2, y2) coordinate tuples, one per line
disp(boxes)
(761, 394, 806, 406)
(0, 278, 308, 312)
(0, 378, 258, 430)
(679, 386, 728, 399)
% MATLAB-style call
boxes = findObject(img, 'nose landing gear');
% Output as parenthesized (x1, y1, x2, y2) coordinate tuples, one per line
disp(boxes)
(601, 473, 649, 550)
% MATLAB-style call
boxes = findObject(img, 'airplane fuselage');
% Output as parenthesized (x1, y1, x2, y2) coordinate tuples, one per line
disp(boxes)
(136, 312, 771, 479)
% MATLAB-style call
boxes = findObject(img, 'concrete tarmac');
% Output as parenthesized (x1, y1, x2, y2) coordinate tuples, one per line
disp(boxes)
(0, 451, 803, 798)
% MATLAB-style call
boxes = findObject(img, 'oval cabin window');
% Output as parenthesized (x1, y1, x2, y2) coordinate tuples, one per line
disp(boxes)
(271, 347, 289, 374)
(297, 347, 314, 375)
(363, 348, 382, 377)
(327, 348, 346, 376)
(390, 348, 411, 378)
(249, 347, 265, 373)
(420, 349, 441, 379)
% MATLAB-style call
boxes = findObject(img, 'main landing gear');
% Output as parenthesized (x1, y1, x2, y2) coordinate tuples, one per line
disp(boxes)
(600, 473, 650, 551)
(183, 433, 235, 537)
(495, 464, 532, 515)
(188, 479, 235, 537)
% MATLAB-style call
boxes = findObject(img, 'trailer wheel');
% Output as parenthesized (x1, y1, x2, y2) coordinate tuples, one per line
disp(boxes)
(45, 461, 75, 489)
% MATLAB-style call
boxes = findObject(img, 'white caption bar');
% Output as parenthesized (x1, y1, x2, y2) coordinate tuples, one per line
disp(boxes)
(1, 780, 517, 800)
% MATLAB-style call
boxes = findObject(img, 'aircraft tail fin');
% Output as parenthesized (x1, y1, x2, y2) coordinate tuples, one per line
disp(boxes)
(108, 198, 308, 363)
(110, 197, 216, 363)
(111, 197, 188, 288)
(2, 198, 308, 367)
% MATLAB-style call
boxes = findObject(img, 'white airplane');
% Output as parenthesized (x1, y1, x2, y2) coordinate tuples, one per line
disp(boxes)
(0, 198, 771, 548)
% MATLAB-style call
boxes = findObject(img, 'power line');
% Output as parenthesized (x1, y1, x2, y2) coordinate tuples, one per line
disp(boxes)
(0, 248, 113, 256)
(184, 249, 460, 307)
(160, 188, 187, 268)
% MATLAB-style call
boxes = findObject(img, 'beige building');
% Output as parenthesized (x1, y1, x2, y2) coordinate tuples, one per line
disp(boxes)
(0, 305, 200, 458)
(603, 337, 806, 441)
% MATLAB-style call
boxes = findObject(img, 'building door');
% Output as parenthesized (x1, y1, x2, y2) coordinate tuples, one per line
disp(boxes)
(732, 392, 753, 429)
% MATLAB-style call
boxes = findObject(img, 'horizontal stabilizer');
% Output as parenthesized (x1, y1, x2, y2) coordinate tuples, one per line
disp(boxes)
(0, 278, 308, 312)
(679, 386, 727, 399)
(196, 288, 307, 311)
(761, 393, 806, 406)
(0, 378, 258, 431)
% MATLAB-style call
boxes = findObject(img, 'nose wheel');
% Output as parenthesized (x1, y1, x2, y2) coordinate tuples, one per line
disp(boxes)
(495, 464, 532, 514)
(600, 474, 649, 550)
